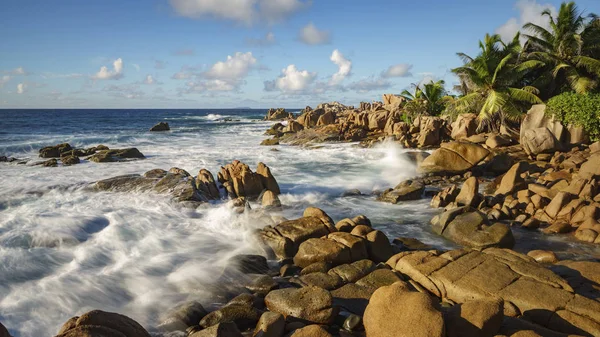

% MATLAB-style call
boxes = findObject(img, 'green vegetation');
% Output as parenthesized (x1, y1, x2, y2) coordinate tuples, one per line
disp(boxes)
(397, 1, 600, 132)
(547, 92, 600, 140)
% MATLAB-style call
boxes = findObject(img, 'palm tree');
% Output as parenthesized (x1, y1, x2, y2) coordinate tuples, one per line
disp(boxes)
(523, 1, 600, 95)
(451, 33, 543, 130)
(400, 80, 449, 115)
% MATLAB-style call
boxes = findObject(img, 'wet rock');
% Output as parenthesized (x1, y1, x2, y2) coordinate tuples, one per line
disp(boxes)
(393, 237, 431, 251)
(378, 180, 424, 203)
(56, 310, 151, 337)
(262, 190, 282, 209)
(253, 311, 285, 337)
(61, 155, 80, 166)
(89, 148, 145, 163)
(190, 322, 242, 337)
(159, 301, 208, 332)
(196, 169, 221, 200)
(39, 142, 72, 158)
(343, 314, 362, 331)
(199, 301, 259, 330)
(260, 208, 334, 260)
(150, 122, 170, 131)
(294, 238, 352, 268)
(261, 138, 280, 146)
(39, 158, 58, 167)
(231, 255, 269, 274)
(0, 323, 9, 337)
(419, 142, 490, 175)
(264, 286, 337, 324)
(364, 282, 445, 337)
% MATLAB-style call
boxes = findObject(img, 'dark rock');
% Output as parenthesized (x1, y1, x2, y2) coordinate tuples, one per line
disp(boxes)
(39, 143, 72, 158)
(56, 310, 151, 337)
(89, 148, 145, 163)
(150, 122, 170, 131)
(159, 301, 208, 332)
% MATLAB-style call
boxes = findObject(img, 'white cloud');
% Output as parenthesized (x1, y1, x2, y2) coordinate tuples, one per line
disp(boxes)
(204, 52, 257, 80)
(496, 0, 557, 43)
(143, 75, 155, 85)
(169, 0, 307, 24)
(347, 77, 392, 93)
(299, 23, 331, 45)
(180, 52, 257, 93)
(0, 75, 10, 88)
(264, 64, 317, 93)
(17, 83, 27, 94)
(246, 32, 276, 46)
(12, 67, 26, 75)
(329, 49, 352, 86)
(93, 58, 124, 80)
(381, 64, 413, 78)
(133, 63, 141, 72)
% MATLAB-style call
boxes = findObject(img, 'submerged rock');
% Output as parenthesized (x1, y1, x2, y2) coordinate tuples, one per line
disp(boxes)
(150, 122, 170, 131)
(88, 148, 145, 163)
(39, 143, 72, 158)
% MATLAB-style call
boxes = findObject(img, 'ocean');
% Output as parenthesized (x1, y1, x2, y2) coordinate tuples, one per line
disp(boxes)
(0, 109, 596, 336)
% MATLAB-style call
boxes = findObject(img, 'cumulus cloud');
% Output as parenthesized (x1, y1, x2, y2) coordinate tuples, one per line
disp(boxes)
(299, 23, 331, 45)
(93, 58, 124, 80)
(496, 0, 557, 43)
(246, 32, 276, 46)
(381, 64, 413, 78)
(17, 83, 27, 94)
(11, 67, 26, 75)
(347, 77, 392, 93)
(0, 75, 10, 88)
(169, 0, 308, 24)
(329, 49, 352, 86)
(264, 64, 317, 94)
(180, 52, 257, 93)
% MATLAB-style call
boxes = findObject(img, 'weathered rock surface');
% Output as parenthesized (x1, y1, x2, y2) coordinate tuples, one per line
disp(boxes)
(89, 148, 145, 163)
(364, 281, 445, 337)
(264, 286, 337, 324)
(419, 142, 490, 174)
(386, 249, 600, 336)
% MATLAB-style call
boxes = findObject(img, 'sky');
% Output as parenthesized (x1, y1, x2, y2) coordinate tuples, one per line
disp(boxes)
(0, 0, 598, 109)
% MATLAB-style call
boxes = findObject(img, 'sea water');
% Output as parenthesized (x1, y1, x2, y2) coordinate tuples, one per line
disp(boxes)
(0, 109, 598, 336)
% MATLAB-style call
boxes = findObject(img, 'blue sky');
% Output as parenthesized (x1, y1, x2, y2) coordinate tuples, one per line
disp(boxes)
(0, 0, 598, 108)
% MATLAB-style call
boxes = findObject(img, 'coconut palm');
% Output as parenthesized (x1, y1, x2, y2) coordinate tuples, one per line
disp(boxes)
(400, 80, 449, 115)
(451, 33, 543, 130)
(523, 1, 600, 95)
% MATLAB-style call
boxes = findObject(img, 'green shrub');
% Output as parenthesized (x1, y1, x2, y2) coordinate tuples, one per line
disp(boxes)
(546, 92, 600, 141)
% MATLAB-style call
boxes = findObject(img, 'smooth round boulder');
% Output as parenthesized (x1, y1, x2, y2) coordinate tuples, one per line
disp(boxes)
(364, 282, 445, 337)
(253, 312, 285, 337)
(289, 325, 332, 337)
(293, 238, 352, 268)
(418, 142, 490, 174)
(159, 301, 207, 332)
(56, 310, 151, 337)
(264, 286, 337, 324)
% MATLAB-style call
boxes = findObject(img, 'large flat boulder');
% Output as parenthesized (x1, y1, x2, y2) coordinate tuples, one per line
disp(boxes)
(264, 287, 337, 324)
(418, 142, 490, 174)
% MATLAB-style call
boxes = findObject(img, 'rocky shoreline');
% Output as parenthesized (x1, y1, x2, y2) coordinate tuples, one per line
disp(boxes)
(2, 101, 600, 337)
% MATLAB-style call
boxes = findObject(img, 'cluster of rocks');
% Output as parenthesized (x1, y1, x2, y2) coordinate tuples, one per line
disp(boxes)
(35, 142, 145, 167)
(25, 207, 600, 337)
(264, 108, 294, 121)
(93, 161, 281, 208)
